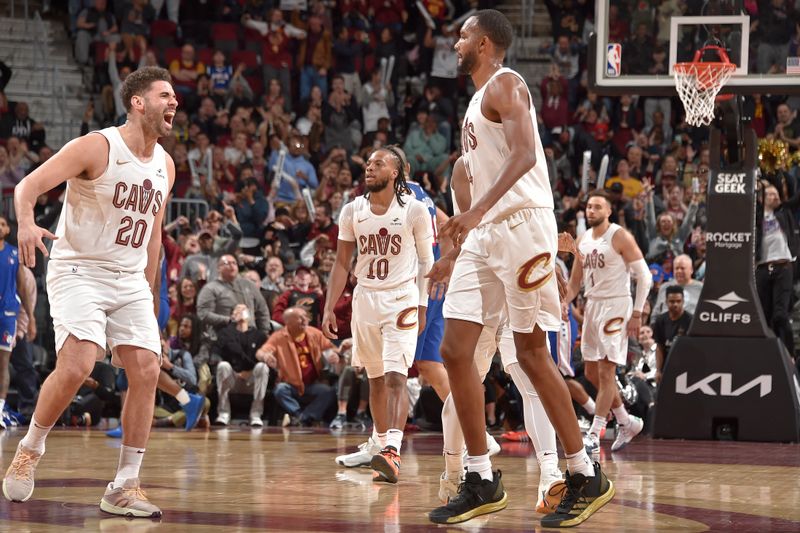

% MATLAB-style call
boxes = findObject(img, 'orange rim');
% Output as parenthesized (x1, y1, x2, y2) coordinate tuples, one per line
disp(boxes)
(674, 62, 736, 91)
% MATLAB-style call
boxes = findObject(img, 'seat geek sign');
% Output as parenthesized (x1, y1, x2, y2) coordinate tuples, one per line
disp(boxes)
(713, 172, 747, 194)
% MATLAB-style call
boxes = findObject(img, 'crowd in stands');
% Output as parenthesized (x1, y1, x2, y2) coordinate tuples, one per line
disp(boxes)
(0, 0, 799, 433)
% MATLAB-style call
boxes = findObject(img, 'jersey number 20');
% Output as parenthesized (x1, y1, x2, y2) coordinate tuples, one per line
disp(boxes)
(115, 216, 148, 248)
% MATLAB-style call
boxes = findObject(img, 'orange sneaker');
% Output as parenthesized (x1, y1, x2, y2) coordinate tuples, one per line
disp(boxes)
(501, 430, 530, 442)
(371, 447, 401, 484)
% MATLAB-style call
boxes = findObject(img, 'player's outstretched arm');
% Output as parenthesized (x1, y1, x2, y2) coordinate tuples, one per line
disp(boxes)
(614, 228, 652, 338)
(322, 238, 356, 339)
(146, 153, 176, 318)
(14, 134, 109, 267)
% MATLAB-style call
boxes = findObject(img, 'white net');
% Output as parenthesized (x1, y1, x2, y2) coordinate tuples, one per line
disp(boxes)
(674, 62, 736, 127)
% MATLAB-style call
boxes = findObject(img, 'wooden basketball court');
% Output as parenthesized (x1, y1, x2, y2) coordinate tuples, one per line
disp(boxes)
(1, 427, 798, 531)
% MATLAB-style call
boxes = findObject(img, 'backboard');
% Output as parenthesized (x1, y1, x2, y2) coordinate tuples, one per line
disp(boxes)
(589, 0, 800, 96)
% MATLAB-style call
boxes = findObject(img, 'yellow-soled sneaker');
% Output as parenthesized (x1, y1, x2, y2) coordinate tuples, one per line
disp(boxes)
(540, 462, 614, 528)
(428, 470, 508, 524)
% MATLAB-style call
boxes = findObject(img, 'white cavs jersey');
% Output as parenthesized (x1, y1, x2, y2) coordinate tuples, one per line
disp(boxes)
(338, 195, 432, 290)
(579, 223, 630, 300)
(50, 126, 169, 273)
(460, 67, 553, 223)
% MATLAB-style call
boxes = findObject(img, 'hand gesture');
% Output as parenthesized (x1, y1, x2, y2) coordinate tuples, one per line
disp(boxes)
(627, 314, 642, 340)
(17, 220, 58, 268)
(440, 209, 483, 246)
(557, 232, 577, 255)
(223, 202, 236, 220)
(322, 309, 338, 339)
(425, 256, 455, 298)
(176, 215, 189, 227)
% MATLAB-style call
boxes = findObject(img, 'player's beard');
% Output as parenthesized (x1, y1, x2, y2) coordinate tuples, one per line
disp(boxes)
(365, 176, 391, 193)
(145, 102, 171, 138)
(586, 215, 607, 228)
(457, 49, 478, 75)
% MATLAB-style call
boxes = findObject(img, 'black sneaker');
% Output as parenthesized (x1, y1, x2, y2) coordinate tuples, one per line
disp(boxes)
(540, 461, 614, 528)
(428, 470, 508, 524)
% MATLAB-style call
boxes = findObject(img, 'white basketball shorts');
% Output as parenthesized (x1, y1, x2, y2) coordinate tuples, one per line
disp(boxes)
(351, 282, 419, 378)
(444, 208, 561, 334)
(581, 296, 632, 366)
(47, 260, 161, 361)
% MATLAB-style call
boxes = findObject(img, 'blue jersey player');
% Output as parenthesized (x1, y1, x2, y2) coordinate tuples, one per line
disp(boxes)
(0, 216, 35, 428)
(401, 161, 453, 402)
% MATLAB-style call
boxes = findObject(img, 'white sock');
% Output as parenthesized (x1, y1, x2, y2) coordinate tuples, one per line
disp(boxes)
(175, 389, 190, 406)
(581, 398, 596, 416)
(386, 428, 403, 453)
(113, 445, 145, 489)
(444, 451, 463, 478)
(20, 415, 54, 455)
(589, 415, 607, 437)
(372, 428, 387, 448)
(465, 453, 493, 481)
(612, 405, 630, 426)
(442, 394, 465, 456)
(508, 363, 557, 458)
(0, 398, 6, 412)
(565, 449, 594, 477)
(537, 450, 560, 473)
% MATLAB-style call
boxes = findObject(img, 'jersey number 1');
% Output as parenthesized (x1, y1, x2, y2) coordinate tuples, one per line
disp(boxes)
(366, 258, 389, 280)
(115, 216, 148, 248)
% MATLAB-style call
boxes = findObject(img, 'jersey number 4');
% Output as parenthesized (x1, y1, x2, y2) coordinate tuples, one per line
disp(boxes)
(366, 258, 389, 280)
(115, 216, 148, 248)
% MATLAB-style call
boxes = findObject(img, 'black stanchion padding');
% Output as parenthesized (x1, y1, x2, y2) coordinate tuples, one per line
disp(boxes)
(654, 127, 800, 442)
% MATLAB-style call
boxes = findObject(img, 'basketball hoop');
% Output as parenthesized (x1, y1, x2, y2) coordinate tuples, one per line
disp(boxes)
(674, 46, 736, 127)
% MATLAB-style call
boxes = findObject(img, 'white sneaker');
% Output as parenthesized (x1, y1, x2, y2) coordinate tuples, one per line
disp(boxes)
(461, 432, 502, 462)
(215, 412, 230, 426)
(583, 432, 600, 455)
(536, 468, 566, 514)
(249, 415, 263, 427)
(335, 437, 381, 468)
(487, 432, 501, 456)
(438, 470, 462, 503)
(611, 415, 644, 451)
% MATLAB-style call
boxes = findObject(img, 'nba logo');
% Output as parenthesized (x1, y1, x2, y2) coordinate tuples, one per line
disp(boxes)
(607, 43, 621, 77)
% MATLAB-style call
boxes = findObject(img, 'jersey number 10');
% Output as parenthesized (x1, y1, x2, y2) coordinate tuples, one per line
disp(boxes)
(366, 258, 389, 280)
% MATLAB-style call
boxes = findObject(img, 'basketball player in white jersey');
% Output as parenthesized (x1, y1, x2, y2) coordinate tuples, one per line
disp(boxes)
(323, 146, 434, 484)
(436, 157, 566, 514)
(564, 190, 652, 454)
(3, 67, 176, 518)
(426, 11, 613, 527)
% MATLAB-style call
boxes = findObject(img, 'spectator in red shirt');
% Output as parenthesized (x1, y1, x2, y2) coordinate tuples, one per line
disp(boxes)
(272, 266, 325, 327)
(307, 202, 339, 251)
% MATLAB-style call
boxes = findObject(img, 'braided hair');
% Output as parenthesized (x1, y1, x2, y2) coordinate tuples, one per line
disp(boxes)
(368, 146, 411, 206)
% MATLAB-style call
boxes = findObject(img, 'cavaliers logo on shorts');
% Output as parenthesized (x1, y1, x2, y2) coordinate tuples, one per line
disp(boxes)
(396, 307, 418, 330)
(603, 317, 625, 335)
(516, 253, 553, 292)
